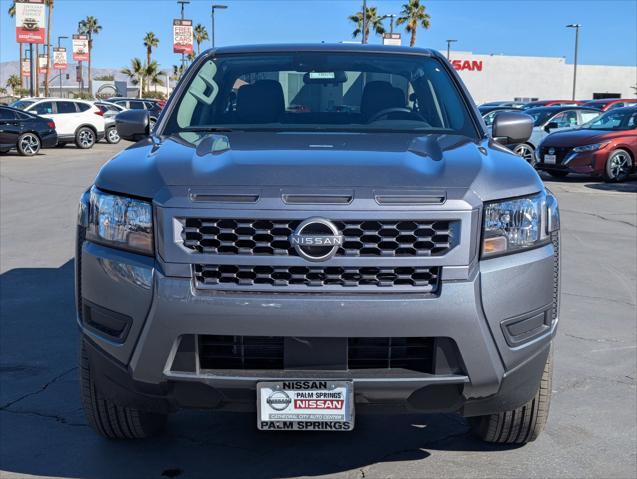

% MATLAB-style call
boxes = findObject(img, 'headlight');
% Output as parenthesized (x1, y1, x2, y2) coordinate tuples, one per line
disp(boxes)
(572, 142, 610, 153)
(482, 191, 559, 258)
(86, 187, 154, 255)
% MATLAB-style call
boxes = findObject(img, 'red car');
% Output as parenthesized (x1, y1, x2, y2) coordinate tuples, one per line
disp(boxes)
(584, 99, 637, 111)
(536, 106, 636, 182)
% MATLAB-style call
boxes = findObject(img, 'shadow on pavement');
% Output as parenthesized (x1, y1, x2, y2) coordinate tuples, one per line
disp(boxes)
(584, 181, 637, 193)
(0, 260, 515, 479)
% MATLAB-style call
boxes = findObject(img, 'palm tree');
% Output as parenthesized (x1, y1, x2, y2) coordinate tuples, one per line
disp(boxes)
(121, 58, 145, 98)
(193, 24, 209, 55)
(8, 1, 22, 88)
(43, 0, 54, 96)
(6, 74, 21, 95)
(396, 0, 431, 47)
(79, 16, 102, 97)
(348, 6, 385, 43)
(186, 52, 196, 64)
(143, 32, 159, 91)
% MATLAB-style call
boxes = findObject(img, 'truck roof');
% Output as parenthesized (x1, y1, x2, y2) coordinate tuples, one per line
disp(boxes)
(206, 43, 437, 57)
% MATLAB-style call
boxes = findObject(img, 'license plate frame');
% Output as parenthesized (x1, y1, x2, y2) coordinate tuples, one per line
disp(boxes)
(544, 154, 557, 164)
(257, 380, 354, 431)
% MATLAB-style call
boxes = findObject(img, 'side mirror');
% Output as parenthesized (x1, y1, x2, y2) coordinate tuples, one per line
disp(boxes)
(116, 109, 150, 142)
(544, 121, 559, 133)
(492, 111, 533, 144)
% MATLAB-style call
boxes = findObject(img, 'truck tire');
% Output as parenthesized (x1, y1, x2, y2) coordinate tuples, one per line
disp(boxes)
(470, 348, 553, 444)
(79, 340, 167, 439)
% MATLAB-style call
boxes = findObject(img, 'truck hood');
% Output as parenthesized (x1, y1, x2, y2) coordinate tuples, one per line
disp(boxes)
(95, 131, 543, 202)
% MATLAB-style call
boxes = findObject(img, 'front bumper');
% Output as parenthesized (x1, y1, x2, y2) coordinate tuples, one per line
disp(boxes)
(77, 233, 559, 417)
(536, 148, 608, 175)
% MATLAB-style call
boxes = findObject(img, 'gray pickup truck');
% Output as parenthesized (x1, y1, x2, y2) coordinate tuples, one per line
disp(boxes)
(76, 44, 560, 443)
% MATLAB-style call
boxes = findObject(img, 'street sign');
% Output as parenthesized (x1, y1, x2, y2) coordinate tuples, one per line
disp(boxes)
(15, 0, 46, 44)
(382, 33, 401, 46)
(38, 54, 48, 75)
(72, 34, 89, 62)
(53, 47, 67, 70)
(21, 58, 31, 77)
(173, 19, 194, 54)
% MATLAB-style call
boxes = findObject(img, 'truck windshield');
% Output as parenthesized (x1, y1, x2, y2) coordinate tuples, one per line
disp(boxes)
(163, 52, 478, 138)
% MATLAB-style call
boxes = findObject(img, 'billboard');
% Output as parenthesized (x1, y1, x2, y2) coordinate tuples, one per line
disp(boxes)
(72, 34, 89, 62)
(53, 47, 67, 70)
(38, 54, 48, 75)
(21, 58, 31, 77)
(382, 33, 401, 46)
(173, 19, 193, 54)
(15, 0, 46, 44)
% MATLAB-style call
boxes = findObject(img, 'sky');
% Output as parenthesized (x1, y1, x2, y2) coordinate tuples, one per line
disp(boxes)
(0, 0, 636, 71)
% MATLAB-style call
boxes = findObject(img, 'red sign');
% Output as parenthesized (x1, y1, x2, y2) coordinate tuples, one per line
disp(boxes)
(53, 47, 67, 70)
(72, 34, 89, 62)
(15, 0, 46, 44)
(38, 54, 48, 74)
(451, 59, 483, 72)
(21, 58, 31, 77)
(173, 19, 193, 54)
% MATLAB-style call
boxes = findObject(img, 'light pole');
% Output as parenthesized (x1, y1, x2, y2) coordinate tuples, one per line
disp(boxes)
(380, 14, 396, 34)
(566, 24, 581, 101)
(58, 36, 68, 97)
(177, 1, 190, 73)
(77, 21, 84, 96)
(211, 4, 228, 49)
(446, 39, 457, 60)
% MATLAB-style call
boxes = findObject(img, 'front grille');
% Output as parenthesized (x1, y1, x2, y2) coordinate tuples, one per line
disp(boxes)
(194, 264, 441, 291)
(199, 335, 284, 370)
(540, 146, 572, 165)
(347, 337, 434, 373)
(197, 335, 434, 373)
(180, 218, 457, 257)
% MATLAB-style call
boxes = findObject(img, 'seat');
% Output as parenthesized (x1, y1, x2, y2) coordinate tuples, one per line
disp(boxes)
(235, 80, 285, 123)
(360, 81, 406, 120)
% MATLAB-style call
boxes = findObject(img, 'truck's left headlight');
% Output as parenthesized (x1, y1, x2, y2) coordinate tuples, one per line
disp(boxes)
(482, 191, 558, 258)
(86, 187, 154, 255)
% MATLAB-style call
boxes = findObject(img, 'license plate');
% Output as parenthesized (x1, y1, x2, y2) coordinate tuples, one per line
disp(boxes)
(257, 380, 354, 431)
(544, 154, 557, 164)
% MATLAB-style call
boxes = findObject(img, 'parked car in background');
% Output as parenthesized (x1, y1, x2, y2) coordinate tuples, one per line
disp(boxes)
(13, 98, 105, 149)
(94, 101, 127, 144)
(536, 106, 636, 181)
(584, 99, 637, 112)
(478, 106, 519, 126)
(107, 98, 163, 129)
(521, 100, 585, 110)
(0, 105, 57, 156)
(479, 101, 526, 109)
(510, 106, 601, 163)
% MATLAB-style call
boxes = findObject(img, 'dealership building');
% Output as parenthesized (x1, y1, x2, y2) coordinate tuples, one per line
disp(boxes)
(448, 50, 636, 104)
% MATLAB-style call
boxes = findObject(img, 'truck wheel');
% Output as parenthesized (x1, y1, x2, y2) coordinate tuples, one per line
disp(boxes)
(75, 127, 95, 149)
(17, 133, 41, 156)
(470, 348, 552, 444)
(79, 340, 167, 439)
(603, 149, 633, 183)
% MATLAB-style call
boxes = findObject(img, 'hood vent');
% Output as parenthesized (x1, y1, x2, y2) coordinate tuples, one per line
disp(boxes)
(374, 190, 446, 205)
(189, 193, 259, 203)
(282, 194, 353, 205)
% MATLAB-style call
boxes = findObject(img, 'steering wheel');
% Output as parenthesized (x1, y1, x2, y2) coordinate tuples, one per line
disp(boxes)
(367, 107, 417, 123)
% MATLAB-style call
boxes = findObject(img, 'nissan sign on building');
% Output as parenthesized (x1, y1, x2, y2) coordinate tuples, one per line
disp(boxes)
(448, 50, 636, 102)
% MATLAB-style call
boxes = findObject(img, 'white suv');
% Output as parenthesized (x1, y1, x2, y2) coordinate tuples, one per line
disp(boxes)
(14, 98, 105, 149)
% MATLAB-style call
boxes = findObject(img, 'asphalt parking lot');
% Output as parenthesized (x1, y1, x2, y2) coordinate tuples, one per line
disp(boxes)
(1, 143, 636, 479)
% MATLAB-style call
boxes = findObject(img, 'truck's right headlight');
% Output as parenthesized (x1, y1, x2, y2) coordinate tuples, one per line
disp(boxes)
(86, 187, 154, 255)
(482, 191, 559, 258)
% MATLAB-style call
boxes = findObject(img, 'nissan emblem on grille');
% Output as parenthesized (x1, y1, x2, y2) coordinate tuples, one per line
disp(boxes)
(289, 218, 343, 262)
